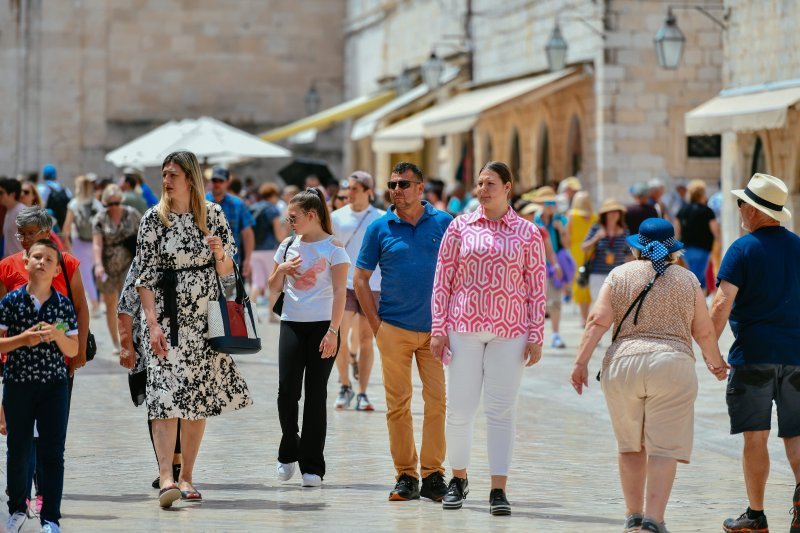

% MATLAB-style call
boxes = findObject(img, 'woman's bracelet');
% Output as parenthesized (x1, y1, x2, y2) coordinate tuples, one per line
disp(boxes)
(215, 254, 226, 263)
(327, 327, 338, 335)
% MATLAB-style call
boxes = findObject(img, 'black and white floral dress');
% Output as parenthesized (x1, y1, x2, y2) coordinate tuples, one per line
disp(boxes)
(136, 203, 252, 420)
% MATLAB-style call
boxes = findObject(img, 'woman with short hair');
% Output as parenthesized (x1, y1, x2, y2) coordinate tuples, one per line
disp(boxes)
(570, 217, 728, 533)
(93, 183, 140, 353)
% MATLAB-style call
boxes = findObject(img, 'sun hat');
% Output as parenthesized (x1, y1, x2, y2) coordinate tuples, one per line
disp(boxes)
(731, 173, 791, 222)
(626, 217, 683, 275)
(558, 176, 582, 193)
(519, 202, 539, 216)
(522, 185, 557, 203)
(597, 198, 627, 215)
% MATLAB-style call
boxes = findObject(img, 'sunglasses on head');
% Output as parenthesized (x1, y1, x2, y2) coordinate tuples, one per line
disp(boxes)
(387, 179, 421, 190)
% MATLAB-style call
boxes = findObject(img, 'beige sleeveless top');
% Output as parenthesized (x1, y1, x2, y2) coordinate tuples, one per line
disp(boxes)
(602, 260, 699, 369)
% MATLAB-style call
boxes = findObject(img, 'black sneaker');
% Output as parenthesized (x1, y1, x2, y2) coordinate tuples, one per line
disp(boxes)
(442, 477, 468, 509)
(722, 510, 769, 532)
(489, 488, 511, 516)
(623, 513, 643, 532)
(420, 472, 447, 502)
(791, 484, 800, 533)
(388, 474, 420, 501)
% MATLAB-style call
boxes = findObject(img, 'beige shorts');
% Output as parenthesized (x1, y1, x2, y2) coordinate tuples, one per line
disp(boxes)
(601, 351, 698, 463)
(546, 279, 562, 310)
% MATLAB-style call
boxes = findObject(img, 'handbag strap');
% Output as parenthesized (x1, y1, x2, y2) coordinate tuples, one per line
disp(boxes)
(344, 208, 371, 249)
(59, 254, 74, 304)
(611, 265, 671, 342)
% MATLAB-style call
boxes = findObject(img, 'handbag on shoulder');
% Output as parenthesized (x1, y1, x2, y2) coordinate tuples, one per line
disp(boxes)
(272, 235, 296, 316)
(208, 262, 261, 355)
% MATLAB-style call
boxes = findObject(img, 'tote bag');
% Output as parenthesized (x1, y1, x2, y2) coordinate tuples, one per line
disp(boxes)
(208, 263, 261, 354)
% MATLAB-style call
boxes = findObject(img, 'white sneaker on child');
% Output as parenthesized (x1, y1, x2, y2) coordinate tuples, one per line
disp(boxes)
(301, 473, 322, 487)
(5, 511, 27, 533)
(276, 461, 296, 481)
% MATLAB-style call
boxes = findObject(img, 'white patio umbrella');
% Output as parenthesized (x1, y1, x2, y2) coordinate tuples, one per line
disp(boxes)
(105, 116, 291, 168)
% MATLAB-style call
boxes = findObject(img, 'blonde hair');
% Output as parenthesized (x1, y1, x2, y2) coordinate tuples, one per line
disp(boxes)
(157, 151, 209, 235)
(571, 190, 593, 215)
(686, 179, 707, 204)
(73, 175, 94, 203)
(21, 181, 43, 207)
(101, 183, 123, 204)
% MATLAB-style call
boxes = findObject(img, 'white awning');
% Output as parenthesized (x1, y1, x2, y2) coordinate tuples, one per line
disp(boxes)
(372, 68, 578, 153)
(685, 86, 800, 135)
(351, 67, 460, 141)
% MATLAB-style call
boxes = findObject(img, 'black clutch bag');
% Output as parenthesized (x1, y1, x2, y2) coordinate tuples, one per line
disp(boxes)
(128, 368, 147, 407)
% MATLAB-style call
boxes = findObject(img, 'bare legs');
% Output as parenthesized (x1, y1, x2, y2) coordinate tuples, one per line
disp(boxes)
(742, 431, 771, 510)
(356, 315, 374, 394)
(618, 451, 677, 523)
(102, 292, 120, 349)
(335, 310, 356, 388)
(152, 418, 206, 491)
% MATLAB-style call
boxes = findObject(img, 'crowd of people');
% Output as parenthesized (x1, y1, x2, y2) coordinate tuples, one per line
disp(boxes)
(0, 153, 798, 533)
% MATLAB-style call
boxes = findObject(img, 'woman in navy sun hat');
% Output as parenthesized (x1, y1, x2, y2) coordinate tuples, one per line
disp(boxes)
(570, 217, 728, 533)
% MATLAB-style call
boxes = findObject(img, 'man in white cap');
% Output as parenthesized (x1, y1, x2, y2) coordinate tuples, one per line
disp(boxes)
(710, 173, 800, 533)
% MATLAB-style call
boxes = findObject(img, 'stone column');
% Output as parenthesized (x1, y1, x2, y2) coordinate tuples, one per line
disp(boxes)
(720, 131, 742, 252)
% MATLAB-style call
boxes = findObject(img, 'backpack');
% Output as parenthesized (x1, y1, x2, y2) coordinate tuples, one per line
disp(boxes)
(250, 203, 272, 245)
(73, 201, 97, 241)
(44, 182, 70, 229)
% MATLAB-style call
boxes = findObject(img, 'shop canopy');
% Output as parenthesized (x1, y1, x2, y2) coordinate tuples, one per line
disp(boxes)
(685, 85, 800, 135)
(372, 68, 578, 153)
(260, 90, 396, 142)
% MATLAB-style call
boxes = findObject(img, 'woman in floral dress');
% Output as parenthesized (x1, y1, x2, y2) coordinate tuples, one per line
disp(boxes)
(136, 150, 252, 509)
(93, 183, 141, 352)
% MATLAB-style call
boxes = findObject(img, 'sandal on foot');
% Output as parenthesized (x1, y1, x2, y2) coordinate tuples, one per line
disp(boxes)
(158, 484, 181, 508)
(180, 488, 203, 502)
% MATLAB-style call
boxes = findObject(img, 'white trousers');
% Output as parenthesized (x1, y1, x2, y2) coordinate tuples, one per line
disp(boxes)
(446, 330, 527, 476)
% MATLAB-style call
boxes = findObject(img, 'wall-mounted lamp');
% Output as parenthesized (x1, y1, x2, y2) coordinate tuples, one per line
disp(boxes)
(655, 5, 730, 70)
(421, 52, 445, 90)
(395, 68, 414, 95)
(544, 15, 605, 72)
(304, 83, 321, 115)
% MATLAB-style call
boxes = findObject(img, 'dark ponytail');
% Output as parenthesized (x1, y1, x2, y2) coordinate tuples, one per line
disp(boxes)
(290, 187, 333, 235)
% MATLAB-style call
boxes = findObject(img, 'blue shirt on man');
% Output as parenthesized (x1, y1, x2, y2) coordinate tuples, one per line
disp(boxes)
(357, 201, 452, 332)
(0, 286, 78, 384)
(206, 192, 255, 263)
(716, 225, 800, 366)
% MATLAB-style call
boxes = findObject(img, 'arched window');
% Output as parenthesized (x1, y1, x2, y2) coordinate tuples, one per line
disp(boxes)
(510, 128, 521, 181)
(537, 123, 550, 186)
(566, 115, 582, 176)
(484, 134, 493, 162)
(751, 136, 766, 176)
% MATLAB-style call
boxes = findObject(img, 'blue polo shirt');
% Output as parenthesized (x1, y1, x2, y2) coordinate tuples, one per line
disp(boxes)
(716, 225, 800, 366)
(357, 201, 452, 332)
(206, 193, 255, 263)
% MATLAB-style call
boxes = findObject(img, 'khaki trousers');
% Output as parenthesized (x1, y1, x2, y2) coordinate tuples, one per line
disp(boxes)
(376, 321, 446, 479)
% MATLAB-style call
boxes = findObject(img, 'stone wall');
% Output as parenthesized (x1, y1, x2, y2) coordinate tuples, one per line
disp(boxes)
(1, 0, 346, 181)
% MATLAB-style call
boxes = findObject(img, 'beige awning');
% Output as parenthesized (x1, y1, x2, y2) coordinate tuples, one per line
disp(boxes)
(685, 86, 800, 135)
(372, 68, 579, 153)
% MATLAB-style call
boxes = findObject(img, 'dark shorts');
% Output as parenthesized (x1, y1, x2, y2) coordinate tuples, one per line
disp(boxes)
(726, 364, 800, 438)
(345, 288, 380, 316)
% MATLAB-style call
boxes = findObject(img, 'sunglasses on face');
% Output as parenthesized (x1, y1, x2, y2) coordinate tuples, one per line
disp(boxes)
(284, 215, 298, 225)
(21, 189, 32, 196)
(336, 195, 348, 201)
(105, 201, 122, 207)
(737, 199, 744, 209)
(211, 178, 226, 183)
(387, 179, 421, 190)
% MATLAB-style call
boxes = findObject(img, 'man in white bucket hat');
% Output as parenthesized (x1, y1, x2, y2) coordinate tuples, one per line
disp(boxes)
(710, 173, 800, 533)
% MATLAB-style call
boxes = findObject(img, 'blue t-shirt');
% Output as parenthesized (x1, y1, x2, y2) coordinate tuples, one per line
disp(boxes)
(716, 226, 800, 366)
(534, 213, 568, 253)
(356, 201, 453, 332)
(206, 193, 255, 262)
(0, 286, 79, 384)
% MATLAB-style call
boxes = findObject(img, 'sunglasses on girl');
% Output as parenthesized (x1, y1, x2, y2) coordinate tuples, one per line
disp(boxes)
(387, 179, 421, 190)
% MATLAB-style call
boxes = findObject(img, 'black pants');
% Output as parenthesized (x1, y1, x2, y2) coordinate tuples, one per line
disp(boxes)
(277, 321, 337, 478)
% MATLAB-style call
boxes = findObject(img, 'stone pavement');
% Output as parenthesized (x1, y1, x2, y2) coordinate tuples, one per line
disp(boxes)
(1, 303, 797, 532)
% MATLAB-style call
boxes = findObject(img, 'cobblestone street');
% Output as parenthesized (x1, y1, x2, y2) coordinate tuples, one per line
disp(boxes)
(1, 304, 796, 532)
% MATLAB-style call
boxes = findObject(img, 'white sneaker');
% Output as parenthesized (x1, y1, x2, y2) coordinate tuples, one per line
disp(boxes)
(277, 461, 296, 481)
(41, 521, 61, 533)
(6, 512, 27, 533)
(301, 473, 322, 487)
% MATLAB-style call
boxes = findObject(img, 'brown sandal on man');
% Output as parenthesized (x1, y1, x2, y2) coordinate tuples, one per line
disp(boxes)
(158, 484, 181, 508)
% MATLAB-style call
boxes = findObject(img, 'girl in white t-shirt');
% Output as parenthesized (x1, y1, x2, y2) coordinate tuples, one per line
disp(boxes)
(268, 188, 349, 488)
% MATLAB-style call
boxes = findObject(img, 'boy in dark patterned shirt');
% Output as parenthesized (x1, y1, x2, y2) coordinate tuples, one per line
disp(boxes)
(1, 239, 78, 533)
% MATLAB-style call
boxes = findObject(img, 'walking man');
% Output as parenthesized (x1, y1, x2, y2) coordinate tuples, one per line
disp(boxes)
(710, 173, 800, 533)
(354, 162, 452, 502)
(331, 171, 385, 410)
(206, 166, 255, 277)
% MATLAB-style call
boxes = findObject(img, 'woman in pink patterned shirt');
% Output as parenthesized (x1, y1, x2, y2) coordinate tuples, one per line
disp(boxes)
(430, 161, 547, 515)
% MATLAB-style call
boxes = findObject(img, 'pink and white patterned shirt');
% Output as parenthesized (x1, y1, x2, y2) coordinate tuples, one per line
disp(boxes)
(431, 206, 547, 343)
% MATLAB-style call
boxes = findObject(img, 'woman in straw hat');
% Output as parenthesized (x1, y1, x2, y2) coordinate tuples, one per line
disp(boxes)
(571, 217, 728, 533)
(566, 191, 597, 325)
(581, 198, 631, 304)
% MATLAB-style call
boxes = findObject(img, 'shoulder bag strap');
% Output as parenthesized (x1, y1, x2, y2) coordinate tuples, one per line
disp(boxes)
(611, 265, 671, 342)
(59, 255, 75, 304)
(343, 208, 371, 249)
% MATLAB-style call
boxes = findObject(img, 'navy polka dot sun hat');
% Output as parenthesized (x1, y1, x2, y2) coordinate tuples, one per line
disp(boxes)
(626, 218, 684, 275)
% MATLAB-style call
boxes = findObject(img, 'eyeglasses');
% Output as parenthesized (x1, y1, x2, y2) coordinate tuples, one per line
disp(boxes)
(543, 200, 557, 207)
(211, 178, 226, 183)
(105, 201, 122, 207)
(15, 229, 46, 242)
(387, 180, 421, 190)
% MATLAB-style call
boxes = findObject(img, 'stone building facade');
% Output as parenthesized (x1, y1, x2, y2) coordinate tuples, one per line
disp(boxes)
(344, 0, 724, 205)
(1, 0, 346, 182)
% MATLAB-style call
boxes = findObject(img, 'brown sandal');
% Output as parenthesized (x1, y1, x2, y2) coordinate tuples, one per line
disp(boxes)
(158, 484, 181, 508)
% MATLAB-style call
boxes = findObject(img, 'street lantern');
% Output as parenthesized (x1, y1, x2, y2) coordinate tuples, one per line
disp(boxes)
(304, 83, 321, 115)
(545, 23, 568, 72)
(395, 68, 413, 95)
(421, 51, 444, 89)
(654, 8, 686, 69)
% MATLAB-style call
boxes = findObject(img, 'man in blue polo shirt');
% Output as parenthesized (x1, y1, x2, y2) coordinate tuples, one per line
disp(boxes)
(354, 162, 452, 504)
(710, 173, 800, 533)
(206, 167, 255, 277)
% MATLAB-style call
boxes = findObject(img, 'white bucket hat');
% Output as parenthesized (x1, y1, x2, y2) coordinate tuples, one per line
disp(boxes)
(731, 173, 792, 222)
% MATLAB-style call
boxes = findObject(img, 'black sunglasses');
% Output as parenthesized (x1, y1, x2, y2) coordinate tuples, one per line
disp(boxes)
(737, 199, 744, 208)
(387, 179, 421, 190)
(105, 201, 122, 207)
(336, 195, 348, 201)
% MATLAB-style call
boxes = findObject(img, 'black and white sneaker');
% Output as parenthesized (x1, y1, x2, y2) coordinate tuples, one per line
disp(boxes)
(442, 477, 468, 509)
(489, 488, 511, 516)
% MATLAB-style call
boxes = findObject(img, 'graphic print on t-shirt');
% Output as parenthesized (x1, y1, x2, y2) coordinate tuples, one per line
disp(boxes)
(292, 258, 327, 291)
